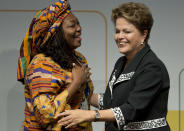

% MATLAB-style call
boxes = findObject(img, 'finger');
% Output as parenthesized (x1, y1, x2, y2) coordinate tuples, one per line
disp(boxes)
(56, 110, 70, 118)
(58, 117, 67, 125)
(86, 67, 91, 71)
(82, 64, 87, 69)
(56, 113, 65, 118)
(87, 72, 92, 78)
(56, 112, 68, 118)
(58, 116, 71, 124)
(65, 122, 75, 128)
(62, 119, 72, 126)
(58, 117, 71, 126)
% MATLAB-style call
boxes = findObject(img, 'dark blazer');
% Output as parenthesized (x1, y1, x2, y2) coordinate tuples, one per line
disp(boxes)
(103, 44, 171, 131)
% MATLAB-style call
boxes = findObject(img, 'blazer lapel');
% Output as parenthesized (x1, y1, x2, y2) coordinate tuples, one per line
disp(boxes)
(108, 56, 126, 94)
(114, 71, 135, 85)
(114, 44, 151, 86)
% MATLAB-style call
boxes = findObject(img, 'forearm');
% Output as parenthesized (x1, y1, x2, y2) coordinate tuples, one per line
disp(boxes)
(89, 93, 104, 109)
(67, 81, 81, 101)
(89, 93, 99, 108)
(57, 108, 116, 128)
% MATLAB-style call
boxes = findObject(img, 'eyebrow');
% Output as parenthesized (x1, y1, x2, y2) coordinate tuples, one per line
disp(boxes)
(69, 19, 78, 22)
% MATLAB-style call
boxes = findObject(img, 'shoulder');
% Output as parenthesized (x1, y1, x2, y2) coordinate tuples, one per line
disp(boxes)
(28, 53, 59, 70)
(26, 54, 68, 82)
(31, 54, 52, 63)
(140, 49, 168, 73)
(140, 49, 161, 65)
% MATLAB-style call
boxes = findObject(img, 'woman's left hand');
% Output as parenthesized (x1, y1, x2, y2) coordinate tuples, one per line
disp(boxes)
(57, 109, 95, 128)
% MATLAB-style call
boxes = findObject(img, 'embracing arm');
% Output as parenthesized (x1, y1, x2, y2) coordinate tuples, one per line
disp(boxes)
(57, 109, 116, 128)
(89, 93, 98, 108)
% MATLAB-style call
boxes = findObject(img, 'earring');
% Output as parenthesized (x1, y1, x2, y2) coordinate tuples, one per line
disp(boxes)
(141, 42, 144, 45)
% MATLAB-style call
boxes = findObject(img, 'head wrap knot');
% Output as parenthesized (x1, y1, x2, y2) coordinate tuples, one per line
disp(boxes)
(17, 0, 71, 83)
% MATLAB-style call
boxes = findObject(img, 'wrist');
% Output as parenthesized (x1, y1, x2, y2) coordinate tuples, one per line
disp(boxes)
(72, 80, 82, 87)
(88, 110, 96, 122)
(93, 110, 101, 122)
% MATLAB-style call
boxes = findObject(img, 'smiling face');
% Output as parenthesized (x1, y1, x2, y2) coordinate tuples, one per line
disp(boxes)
(114, 17, 147, 60)
(62, 13, 82, 50)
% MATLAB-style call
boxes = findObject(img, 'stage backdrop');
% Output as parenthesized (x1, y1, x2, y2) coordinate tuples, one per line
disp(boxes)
(0, 0, 183, 130)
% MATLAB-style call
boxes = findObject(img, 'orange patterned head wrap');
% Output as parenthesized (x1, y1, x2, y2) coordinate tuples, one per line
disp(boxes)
(17, 0, 71, 83)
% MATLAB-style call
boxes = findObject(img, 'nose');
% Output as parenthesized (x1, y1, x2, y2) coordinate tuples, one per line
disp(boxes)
(117, 32, 125, 40)
(76, 24, 81, 32)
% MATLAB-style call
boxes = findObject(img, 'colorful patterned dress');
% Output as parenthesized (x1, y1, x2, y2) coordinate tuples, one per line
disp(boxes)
(23, 51, 93, 131)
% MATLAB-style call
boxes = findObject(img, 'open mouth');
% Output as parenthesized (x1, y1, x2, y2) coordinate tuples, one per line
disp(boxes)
(74, 34, 82, 41)
(118, 42, 128, 47)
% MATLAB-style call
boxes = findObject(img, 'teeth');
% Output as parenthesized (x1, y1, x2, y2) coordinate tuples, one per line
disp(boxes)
(119, 42, 126, 45)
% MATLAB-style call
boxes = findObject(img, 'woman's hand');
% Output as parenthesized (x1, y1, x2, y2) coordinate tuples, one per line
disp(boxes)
(57, 109, 95, 128)
(72, 63, 91, 86)
(67, 63, 91, 101)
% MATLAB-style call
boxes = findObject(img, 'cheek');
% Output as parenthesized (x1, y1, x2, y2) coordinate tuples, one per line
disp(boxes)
(64, 34, 70, 43)
(127, 34, 137, 43)
(133, 35, 142, 44)
(65, 32, 73, 41)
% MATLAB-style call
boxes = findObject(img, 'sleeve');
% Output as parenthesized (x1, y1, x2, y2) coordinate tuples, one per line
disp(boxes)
(112, 63, 162, 130)
(26, 58, 71, 126)
(98, 93, 104, 109)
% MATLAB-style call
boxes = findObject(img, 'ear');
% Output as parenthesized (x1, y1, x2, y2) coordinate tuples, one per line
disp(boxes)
(141, 30, 148, 43)
(143, 30, 148, 39)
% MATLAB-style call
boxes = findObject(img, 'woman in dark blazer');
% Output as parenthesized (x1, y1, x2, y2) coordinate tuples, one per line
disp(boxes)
(57, 2, 171, 131)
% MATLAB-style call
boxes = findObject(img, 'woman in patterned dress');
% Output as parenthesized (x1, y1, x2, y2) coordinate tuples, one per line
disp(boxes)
(17, 0, 93, 130)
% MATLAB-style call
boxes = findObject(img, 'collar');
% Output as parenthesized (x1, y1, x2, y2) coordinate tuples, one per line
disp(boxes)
(115, 44, 151, 77)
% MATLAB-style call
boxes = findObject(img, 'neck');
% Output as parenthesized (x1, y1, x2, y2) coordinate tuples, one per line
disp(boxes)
(125, 44, 145, 67)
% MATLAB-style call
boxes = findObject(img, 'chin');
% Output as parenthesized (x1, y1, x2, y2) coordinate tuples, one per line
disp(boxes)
(119, 49, 126, 54)
(77, 43, 81, 47)
(73, 44, 81, 49)
(75, 41, 81, 46)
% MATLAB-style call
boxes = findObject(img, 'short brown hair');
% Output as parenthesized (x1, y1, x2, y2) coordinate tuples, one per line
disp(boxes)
(111, 2, 153, 44)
